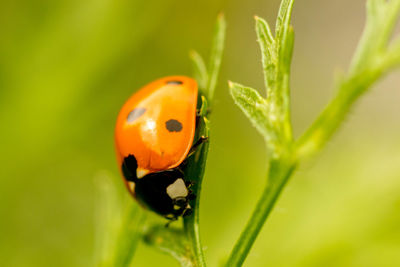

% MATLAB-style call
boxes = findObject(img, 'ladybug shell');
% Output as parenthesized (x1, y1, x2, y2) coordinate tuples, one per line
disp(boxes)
(115, 76, 198, 180)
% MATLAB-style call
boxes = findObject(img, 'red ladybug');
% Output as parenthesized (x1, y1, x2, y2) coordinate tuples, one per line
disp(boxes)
(115, 76, 203, 220)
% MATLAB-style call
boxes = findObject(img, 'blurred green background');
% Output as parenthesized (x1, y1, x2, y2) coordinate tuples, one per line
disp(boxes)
(1, 0, 400, 266)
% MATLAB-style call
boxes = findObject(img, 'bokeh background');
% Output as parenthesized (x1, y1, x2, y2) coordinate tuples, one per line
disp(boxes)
(1, 0, 400, 266)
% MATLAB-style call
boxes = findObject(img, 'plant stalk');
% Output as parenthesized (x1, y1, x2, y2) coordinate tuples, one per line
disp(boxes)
(225, 158, 297, 267)
(183, 197, 206, 267)
(296, 64, 384, 158)
(183, 138, 209, 267)
(183, 106, 210, 267)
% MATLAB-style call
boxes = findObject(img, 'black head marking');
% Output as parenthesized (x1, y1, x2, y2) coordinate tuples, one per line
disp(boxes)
(166, 80, 183, 85)
(127, 108, 146, 124)
(122, 154, 138, 182)
(165, 119, 183, 132)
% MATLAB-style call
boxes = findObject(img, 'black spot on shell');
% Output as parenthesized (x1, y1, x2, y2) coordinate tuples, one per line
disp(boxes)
(166, 80, 183, 85)
(165, 119, 183, 132)
(127, 108, 146, 124)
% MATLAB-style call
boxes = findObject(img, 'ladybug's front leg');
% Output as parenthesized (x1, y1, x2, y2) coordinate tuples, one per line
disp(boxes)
(195, 108, 211, 127)
(179, 136, 209, 170)
(196, 107, 212, 117)
(189, 136, 208, 156)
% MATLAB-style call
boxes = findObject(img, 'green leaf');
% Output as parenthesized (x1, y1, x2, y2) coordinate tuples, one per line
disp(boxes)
(255, 16, 274, 46)
(255, 16, 276, 92)
(278, 25, 294, 76)
(229, 81, 271, 140)
(275, 0, 295, 44)
(207, 13, 226, 102)
(253, 1, 295, 147)
(275, 0, 295, 87)
(190, 50, 209, 93)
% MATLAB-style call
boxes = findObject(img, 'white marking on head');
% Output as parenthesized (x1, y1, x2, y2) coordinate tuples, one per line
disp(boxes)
(127, 181, 135, 192)
(166, 178, 188, 199)
(136, 168, 149, 179)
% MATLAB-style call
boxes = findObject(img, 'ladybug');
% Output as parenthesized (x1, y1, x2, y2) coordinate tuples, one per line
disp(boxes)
(115, 76, 205, 220)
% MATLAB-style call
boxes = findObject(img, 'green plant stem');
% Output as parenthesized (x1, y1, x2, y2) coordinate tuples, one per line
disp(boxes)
(225, 158, 297, 267)
(183, 110, 210, 267)
(296, 59, 390, 158)
(294, 0, 400, 157)
(227, 0, 400, 266)
(183, 194, 206, 267)
(183, 158, 207, 267)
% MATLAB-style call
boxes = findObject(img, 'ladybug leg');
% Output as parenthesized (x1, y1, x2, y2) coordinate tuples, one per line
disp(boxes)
(196, 108, 212, 117)
(185, 180, 194, 188)
(187, 136, 208, 157)
(184, 180, 196, 200)
(179, 136, 208, 168)
(195, 108, 211, 127)
(195, 113, 201, 127)
(182, 206, 193, 217)
(174, 167, 184, 176)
